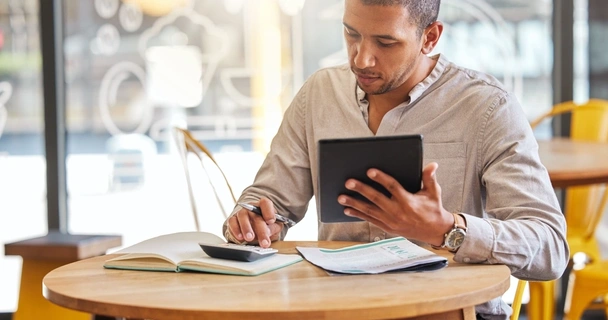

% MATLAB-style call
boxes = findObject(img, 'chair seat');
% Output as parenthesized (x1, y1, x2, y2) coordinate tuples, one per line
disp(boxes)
(567, 236, 601, 262)
(575, 261, 608, 283)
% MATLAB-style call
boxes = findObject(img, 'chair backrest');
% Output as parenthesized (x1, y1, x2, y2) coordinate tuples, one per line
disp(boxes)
(531, 99, 608, 242)
(510, 279, 527, 320)
(173, 127, 237, 232)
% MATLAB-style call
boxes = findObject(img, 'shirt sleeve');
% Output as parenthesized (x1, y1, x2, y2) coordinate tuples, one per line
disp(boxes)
(454, 93, 570, 281)
(222, 80, 314, 240)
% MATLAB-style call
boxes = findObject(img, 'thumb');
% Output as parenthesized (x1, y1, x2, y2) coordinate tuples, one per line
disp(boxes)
(421, 162, 440, 195)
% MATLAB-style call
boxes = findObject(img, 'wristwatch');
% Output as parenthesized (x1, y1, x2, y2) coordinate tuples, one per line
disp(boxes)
(435, 213, 467, 252)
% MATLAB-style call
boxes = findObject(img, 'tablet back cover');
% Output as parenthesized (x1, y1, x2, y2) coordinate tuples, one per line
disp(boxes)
(318, 135, 423, 223)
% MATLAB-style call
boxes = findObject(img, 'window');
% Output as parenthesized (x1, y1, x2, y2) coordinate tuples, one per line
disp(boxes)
(61, 0, 556, 246)
(0, 0, 44, 313)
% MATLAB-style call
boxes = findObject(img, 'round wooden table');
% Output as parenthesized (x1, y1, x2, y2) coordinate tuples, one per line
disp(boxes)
(538, 138, 608, 188)
(43, 241, 510, 320)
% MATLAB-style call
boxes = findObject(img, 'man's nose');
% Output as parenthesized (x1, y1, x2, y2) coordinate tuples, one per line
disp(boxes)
(353, 42, 375, 69)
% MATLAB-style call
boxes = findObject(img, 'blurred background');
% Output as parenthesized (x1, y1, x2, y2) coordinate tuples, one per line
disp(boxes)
(0, 0, 607, 317)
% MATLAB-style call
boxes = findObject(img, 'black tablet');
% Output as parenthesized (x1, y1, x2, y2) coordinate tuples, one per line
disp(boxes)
(318, 134, 423, 223)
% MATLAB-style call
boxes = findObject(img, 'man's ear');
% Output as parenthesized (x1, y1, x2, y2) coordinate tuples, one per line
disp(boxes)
(421, 21, 443, 54)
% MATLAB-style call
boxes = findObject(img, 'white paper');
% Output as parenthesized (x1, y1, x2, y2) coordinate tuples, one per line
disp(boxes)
(296, 237, 447, 274)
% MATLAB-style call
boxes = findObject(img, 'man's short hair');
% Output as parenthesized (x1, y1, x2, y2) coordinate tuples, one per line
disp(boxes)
(360, 0, 441, 37)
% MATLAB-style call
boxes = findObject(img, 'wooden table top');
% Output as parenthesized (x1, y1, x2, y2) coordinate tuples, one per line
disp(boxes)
(537, 138, 608, 188)
(43, 241, 510, 320)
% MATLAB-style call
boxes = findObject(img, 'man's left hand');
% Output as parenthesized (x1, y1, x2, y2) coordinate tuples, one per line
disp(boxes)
(337, 162, 453, 246)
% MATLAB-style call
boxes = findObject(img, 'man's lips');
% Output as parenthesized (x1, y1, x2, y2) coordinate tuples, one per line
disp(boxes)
(356, 73, 379, 85)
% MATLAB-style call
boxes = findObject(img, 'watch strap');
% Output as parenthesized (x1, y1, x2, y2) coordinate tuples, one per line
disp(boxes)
(453, 213, 467, 232)
(431, 213, 467, 250)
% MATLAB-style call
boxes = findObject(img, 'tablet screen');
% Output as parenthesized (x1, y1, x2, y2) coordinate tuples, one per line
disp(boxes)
(318, 134, 423, 223)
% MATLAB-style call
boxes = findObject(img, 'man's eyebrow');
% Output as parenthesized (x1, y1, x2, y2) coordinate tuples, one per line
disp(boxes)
(342, 22, 398, 41)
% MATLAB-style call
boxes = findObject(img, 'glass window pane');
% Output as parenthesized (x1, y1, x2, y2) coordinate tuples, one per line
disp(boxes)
(301, 1, 555, 137)
(0, 0, 45, 313)
(435, 0, 554, 137)
(64, 0, 555, 249)
(64, 1, 317, 247)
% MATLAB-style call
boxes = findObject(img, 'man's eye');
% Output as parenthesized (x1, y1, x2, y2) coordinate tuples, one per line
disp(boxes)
(377, 41, 395, 47)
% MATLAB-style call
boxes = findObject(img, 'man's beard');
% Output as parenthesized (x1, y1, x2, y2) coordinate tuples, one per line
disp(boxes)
(363, 78, 396, 95)
(353, 63, 412, 96)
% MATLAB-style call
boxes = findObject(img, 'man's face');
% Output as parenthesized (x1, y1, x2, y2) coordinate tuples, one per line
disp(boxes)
(343, 0, 424, 95)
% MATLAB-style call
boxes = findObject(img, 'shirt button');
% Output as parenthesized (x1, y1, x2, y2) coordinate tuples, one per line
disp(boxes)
(463, 257, 471, 263)
(373, 237, 381, 242)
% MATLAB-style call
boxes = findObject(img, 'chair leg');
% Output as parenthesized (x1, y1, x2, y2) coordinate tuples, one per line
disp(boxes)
(527, 280, 555, 320)
(13, 259, 90, 320)
(563, 289, 601, 320)
(563, 271, 608, 320)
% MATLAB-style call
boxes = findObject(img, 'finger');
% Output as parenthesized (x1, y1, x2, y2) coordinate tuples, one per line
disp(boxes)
(338, 192, 381, 220)
(344, 177, 391, 213)
(252, 217, 272, 248)
(367, 168, 411, 199)
(226, 214, 244, 242)
(236, 209, 256, 242)
(421, 162, 440, 197)
(259, 197, 277, 223)
(341, 203, 390, 231)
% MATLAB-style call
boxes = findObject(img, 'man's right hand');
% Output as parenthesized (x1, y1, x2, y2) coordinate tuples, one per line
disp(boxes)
(226, 197, 283, 248)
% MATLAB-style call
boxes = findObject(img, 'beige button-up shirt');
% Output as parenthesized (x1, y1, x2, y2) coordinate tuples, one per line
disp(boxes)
(230, 54, 569, 319)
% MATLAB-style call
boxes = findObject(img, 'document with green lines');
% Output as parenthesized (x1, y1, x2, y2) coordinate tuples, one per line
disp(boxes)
(296, 237, 447, 274)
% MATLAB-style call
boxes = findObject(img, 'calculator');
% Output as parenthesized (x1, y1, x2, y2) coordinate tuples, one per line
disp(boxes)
(199, 243, 278, 262)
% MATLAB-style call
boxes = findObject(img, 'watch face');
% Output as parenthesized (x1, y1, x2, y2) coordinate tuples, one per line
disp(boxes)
(446, 229, 467, 249)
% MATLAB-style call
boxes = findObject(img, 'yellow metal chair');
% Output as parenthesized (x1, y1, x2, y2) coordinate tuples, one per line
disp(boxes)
(173, 127, 237, 232)
(564, 260, 608, 319)
(511, 279, 527, 320)
(528, 99, 608, 320)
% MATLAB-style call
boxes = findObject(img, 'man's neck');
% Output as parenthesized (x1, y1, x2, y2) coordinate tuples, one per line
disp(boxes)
(366, 55, 437, 134)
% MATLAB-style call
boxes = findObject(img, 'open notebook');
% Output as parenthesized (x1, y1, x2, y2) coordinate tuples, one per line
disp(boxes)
(103, 231, 303, 276)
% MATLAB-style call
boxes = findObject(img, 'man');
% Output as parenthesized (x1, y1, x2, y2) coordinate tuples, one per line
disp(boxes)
(224, 0, 569, 318)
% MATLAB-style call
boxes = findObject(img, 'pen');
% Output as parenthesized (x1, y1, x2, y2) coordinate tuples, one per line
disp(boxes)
(237, 202, 296, 228)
